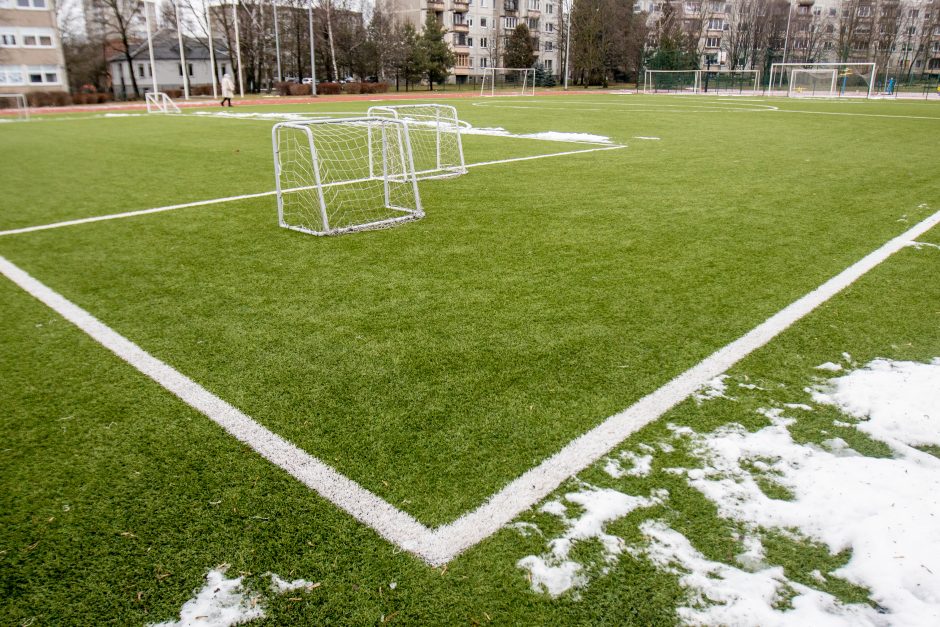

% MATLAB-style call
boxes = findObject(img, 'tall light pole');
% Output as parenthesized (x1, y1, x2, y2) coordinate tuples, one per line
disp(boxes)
(144, 0, 158, 95)
(308, 0, 317, 95)
(232, 0, 245, 96)
(175, 0, 190, 99)
(205, 1, 218, 98)
(273, 0, 282, 83)
(781, 1, 793, 65)
(563, 0, 572, 90)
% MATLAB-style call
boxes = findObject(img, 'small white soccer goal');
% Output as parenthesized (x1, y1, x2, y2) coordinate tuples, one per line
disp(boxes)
(643, 70, 701, 94)
(146, 91, 181, 114)
(788, 69, 837, 98)
(768, 63, 877, 98)
(0, 94, 29, 121)
(480, 67, 535, 97)
(272, 117, 423, 236)
(367, 104, 466, 180)
(699, 70, 761, 95)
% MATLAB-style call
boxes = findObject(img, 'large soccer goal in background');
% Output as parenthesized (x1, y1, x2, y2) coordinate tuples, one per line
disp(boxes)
(146, 92, 181, 114)
(480, 68, 535, 96)
(367, 104, 466, 180)
(643, 70, 701, 94)
(272, 118, 423, 236)
(768, 63, 877, 98)
(0, 93, 29, 121)
(699, 70, 761, 95)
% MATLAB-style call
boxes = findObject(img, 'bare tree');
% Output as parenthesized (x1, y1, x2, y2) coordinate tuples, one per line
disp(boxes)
(94, 0, 145, 97)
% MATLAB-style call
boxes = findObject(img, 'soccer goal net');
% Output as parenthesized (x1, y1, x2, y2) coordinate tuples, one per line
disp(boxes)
(480, 68, 535, 97)
(788, 69, 837, 98)
(0, 94, 29, 121)
(146, 91, 181, 114)
(367, 104, 466, 180)
(272, 118, 423, 236)
(643, 70, 701, 94)
(768, 63, 877, 98)
(699, 70, 761, 95)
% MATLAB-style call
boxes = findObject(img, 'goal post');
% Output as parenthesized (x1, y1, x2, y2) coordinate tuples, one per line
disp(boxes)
(367, 104, 466, 180)
(0, 94, 29, 121)
(788, 69, 837, 98)
(480, 67, 535, 97)
(768, 63, 877, 98)
(272, 117, 424, 236)
(146, 91, 181, 114)
(643, 70, 701, 94)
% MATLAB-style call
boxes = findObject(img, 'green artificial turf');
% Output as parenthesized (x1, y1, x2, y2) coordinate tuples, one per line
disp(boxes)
(1, 93, 938, 624)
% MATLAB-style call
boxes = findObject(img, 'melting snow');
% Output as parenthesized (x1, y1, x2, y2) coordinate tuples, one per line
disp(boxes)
(815, 362, 843, 372)
(604, 451, 654, 479)
(632, 136, 661, 140)
(517, 357, 940, 625)
(149, 569, 262, 627)
(268, 573, 318, 594)
(517, 485, 665, 597)
(694, 375, 732, 403)
(459, 126, 613, 144)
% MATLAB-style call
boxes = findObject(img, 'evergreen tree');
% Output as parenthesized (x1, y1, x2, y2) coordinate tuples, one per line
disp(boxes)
(504, 23, 536, 69)
(398, 24, 426, 91)
(419, 12, 455, 90)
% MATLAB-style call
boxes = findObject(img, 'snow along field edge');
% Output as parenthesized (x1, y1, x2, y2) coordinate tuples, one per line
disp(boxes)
(1, 209, 937, 566)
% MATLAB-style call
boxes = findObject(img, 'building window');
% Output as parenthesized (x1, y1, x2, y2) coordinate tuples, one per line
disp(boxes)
(544, 40, 553, 51)
(15, 0, 46, 8)
(504, 17, 517, 28)
(545, 59, 552, 71)
(468, 36, 473, 46)
(546, 3, 552, 13)
(705, 37, 720, 48)
(707, 18, 723, 29)
(480, 17, 487, 27)
(138, 63, 145, 77)
(26, 65, 58, 84)
(480, 37, 488, 48)
(0, 33, 15, 46)
(480, 57, 488, 67)
(0, 64, 26, 84)
(545, 22, 553, 32)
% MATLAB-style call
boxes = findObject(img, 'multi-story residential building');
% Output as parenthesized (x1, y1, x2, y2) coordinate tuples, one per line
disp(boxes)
(0, 0, 68, 93)
(640, 0, 940, 80)
(382, 0, 563, 83)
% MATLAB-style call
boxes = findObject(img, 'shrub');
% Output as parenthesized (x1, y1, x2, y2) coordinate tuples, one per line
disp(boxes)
(344, 82, 362, 94)
(287, 83, 312, 96)
(317, 82, 341, 95)
(361, 82, 389, 94)
(274, 81, 293, 96)
(25, 91, 71, 107)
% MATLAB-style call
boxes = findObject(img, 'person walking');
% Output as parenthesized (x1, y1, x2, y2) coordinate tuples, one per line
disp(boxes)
(221, 73, 235, 107)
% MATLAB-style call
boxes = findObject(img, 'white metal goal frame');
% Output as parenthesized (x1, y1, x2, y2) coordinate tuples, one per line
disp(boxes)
(480, 67, 536, 97)
(367, 104, 467, 180)
(146, 91, 181, 114)
(698, 69, 761, 95)
(768, 63, 877, 99)
(643, 69, 702, 94)
(272, 117, 424, 237)
(788, 68, 838, 98)
(0, 93, 29, 121)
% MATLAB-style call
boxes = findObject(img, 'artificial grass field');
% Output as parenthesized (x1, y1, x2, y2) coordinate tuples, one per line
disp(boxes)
(1, 94, 938, 624)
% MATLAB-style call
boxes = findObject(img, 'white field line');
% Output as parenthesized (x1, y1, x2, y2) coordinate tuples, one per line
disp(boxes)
(3, 210, 937, 566)
(775, 109, 940, 121)
(0, 146, 625, 237)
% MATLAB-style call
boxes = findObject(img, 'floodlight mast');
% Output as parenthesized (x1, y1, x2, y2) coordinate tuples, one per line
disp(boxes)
(232, 0, 245, 96)
(272, 0, 282, 82)
(308, 0, 317, 95)
(205, 1, 218, 98)
(144, 1, 158, 95)
(563, 0, 571, 90)
(175, 0, 190, 99)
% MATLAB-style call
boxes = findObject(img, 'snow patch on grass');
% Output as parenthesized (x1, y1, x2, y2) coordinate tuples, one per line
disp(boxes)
(460, 126, 613, 144)
(632, 521, 882, 626)
(604, 451, 654, 479)
(694, 374, 732, 403)
(268, 573, 318, 594)
(815, 362, 843, 372)
(632, 136, 661, 140)
(517, 485, 665, 597)
(149, 569, 262, 627)
(812, 358, 940, 448)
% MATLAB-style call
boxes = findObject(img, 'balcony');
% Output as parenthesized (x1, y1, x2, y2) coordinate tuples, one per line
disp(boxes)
(453, 0, 469, 11)
(452, 67, 471, 76)
(428, 0, 445, 10)
(453, 22, 469, 33)
(504, 0, 519, 13)
(527, 8, 540, 16)
(453, 43, 470, 53)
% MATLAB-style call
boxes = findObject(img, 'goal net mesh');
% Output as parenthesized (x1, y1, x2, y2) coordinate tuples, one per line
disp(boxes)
(480, 68, 535, 96)
(273, 118, 423, 236)
(644, 70, 700, 93)
(367, 104, 466, 180)
(788, 69, 837, 97)
(700, 71, 760, 94)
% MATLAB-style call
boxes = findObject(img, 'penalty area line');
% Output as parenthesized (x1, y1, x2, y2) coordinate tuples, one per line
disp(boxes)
(1, 210, 937, 566)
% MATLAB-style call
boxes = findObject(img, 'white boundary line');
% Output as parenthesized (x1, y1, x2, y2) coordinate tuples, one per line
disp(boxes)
(0, 146, 626, 238)
(2, 209, 937, 565)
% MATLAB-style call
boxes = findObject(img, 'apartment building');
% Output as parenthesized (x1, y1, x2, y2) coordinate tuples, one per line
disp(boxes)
(638, 0, 939, 79)
(0, 0, 68, 93)
(382, 0, 563, 83)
